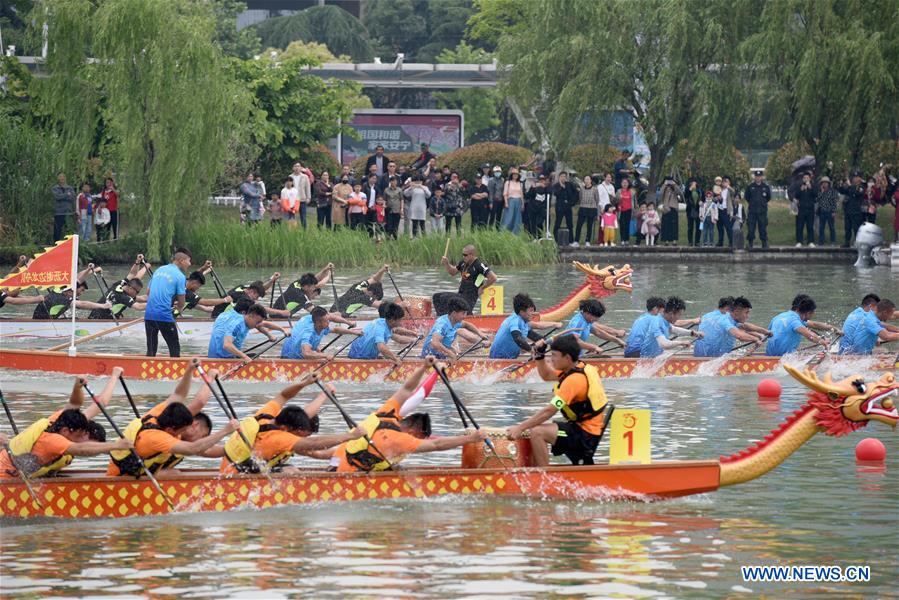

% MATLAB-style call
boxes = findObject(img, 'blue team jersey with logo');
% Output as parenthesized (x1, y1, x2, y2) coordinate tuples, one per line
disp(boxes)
(145, 264, 186, 322)
(490, 314, 530, 359)
(766, 310, 807, 356)
(639, 314, 671, 358)
(839, 309, 883, 354)
(348, 318, 392, 359)
(208, 311, 249, 358)
(282, 315, 330, 359)
(422, 315, 462, 358)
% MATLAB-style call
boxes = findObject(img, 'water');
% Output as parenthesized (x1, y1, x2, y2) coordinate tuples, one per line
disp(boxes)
(1, 262, 897, 597)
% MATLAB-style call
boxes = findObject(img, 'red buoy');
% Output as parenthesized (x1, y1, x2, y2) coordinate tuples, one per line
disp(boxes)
(757, 378, 782, 398)
(855, 438, 887, 462)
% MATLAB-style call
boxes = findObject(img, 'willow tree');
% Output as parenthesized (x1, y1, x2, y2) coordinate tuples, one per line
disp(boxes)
(34, 0, 244, 260)
(494, 0, 749, 190)
(743, 0, 897, 172)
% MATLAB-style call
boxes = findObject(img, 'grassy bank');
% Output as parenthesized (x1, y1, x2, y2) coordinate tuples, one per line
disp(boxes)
(184, 223, 558, 268)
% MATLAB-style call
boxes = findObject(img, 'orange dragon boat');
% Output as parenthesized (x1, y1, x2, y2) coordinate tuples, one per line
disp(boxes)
(0, 346, 894, 382)
(0, 262, 634, 340)
(1, 366, 894, 520)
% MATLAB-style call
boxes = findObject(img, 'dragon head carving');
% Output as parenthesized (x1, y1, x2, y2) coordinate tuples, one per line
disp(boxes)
(573, 262, 633, 297)
(784, 364, 898, 436)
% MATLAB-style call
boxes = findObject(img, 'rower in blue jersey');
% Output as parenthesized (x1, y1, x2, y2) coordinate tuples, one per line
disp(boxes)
(623, 297, 665, 358)
(566, 299, 626, 355)
(421, 296, 490, 360)
(765, 295, 840, 356)
(489, 293, 563, 359)
(839, 297, 899, 354)
(694, 296, 769, 357)
(630, 297, 700, 358)
(208, 299, 290, 360)
(347, 302, 418, 366)
(281, 306, 361, 360)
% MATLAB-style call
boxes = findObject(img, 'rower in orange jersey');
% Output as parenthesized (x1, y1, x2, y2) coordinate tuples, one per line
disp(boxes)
(0, 368, 134, 479)
(106, 360, 238, 477)
(506, 334, 611, 467)
(220, 373, 365, 474)
(332, 356, 486, 472)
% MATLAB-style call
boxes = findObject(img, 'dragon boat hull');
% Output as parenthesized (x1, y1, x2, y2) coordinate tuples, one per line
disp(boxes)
(1, 348, 893, 382)
(0, 461, 720, 520)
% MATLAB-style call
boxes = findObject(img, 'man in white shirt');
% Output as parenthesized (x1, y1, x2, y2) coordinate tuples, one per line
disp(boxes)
(290, 162, 311, 228)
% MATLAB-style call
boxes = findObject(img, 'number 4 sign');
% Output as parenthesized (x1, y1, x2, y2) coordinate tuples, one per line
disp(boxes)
(480, 285, 504, 315)
(609, 409, 651, 465)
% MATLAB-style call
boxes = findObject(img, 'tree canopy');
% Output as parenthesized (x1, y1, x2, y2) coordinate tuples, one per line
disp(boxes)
(254, 5, 374, 61)
(495, 0, 747, 189)
(35, 0, 246, 260)
(742, 0, 898, 172)
(433, 42, 499, 142)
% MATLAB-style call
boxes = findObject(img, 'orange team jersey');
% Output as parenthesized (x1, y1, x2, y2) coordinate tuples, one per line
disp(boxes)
(0, 432, 73, 478)
(553, 369, 605, 436)
(335, 397, 422, 472)
(220, 400, 302, 474)
(106, 401, 180, 476)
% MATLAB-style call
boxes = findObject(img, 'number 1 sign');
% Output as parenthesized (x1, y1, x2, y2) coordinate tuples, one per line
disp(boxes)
(609, 409, 651, 465)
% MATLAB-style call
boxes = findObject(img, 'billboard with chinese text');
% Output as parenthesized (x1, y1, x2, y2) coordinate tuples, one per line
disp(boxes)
(339, 110, 464, 166)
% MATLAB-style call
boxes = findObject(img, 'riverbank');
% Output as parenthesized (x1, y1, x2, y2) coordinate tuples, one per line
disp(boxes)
(560, 244, 865, 263)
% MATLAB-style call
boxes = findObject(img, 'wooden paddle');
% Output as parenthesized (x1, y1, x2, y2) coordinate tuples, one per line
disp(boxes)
(329, 265, 340, 309)
(209, 267, 227, 298)
(221, 335, 289, 381)
(89, 266, 121, 327)
(275, 279, 292, 326)
(46, 317, 144, 352)
(193, 364, 278, 484)
(312, 379, 394, 471)
(442, 237, 451, 261)
(432, 364, 508, 468)
(82, 382, 176, 510)
(385, 267, 422, 330)
(118, 376, 141, 419)
(497, 327, 572, 375)
(313, 336, 357, 374)
(384, 335, 423, 378)
(0, 389, 44, 508)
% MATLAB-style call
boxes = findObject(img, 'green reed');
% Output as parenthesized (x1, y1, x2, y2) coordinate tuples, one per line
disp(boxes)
(184, 223, 559, 268)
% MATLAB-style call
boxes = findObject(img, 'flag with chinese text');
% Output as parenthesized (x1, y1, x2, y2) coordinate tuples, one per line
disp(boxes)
(0, 236, 77, 290)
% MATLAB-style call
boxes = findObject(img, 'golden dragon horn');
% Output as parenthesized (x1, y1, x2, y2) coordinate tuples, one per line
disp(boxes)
(783, 364, 837, 395)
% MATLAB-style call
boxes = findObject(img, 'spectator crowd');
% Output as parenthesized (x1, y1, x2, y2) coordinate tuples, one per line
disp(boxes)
(238, 144, 899, 250)
(52, 172, 120, 243)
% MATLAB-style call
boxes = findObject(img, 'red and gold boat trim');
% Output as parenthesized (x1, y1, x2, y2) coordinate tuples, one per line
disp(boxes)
(3, 348, 881, 382)
(0, 461, 720, 520)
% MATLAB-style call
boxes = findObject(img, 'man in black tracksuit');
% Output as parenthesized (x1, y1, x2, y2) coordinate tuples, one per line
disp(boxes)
(744, 170, 772, 248)
(551, 171, 578, 242)
(794, 173, 817, 246)
(838, 170, 865, 247)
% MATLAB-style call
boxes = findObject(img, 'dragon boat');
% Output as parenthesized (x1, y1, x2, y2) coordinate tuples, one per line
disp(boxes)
(1, 346, 894, 382)
(1, 366, 894, 520)
(0, 263, 633, 341)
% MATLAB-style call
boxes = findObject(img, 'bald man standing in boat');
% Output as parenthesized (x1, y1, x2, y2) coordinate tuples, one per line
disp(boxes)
(437, 244, 497, 315)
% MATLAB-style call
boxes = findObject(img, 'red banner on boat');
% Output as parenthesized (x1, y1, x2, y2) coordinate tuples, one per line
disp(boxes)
(0, 236, 77, 290)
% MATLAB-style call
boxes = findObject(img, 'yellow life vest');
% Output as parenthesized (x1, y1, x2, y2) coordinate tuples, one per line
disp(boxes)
(223, 413, 292, 473)
(109, 415, 183, 477)
(343, 411, 401, 472)
(552, 363, 608, 425)
(7, 418, 74, 477)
